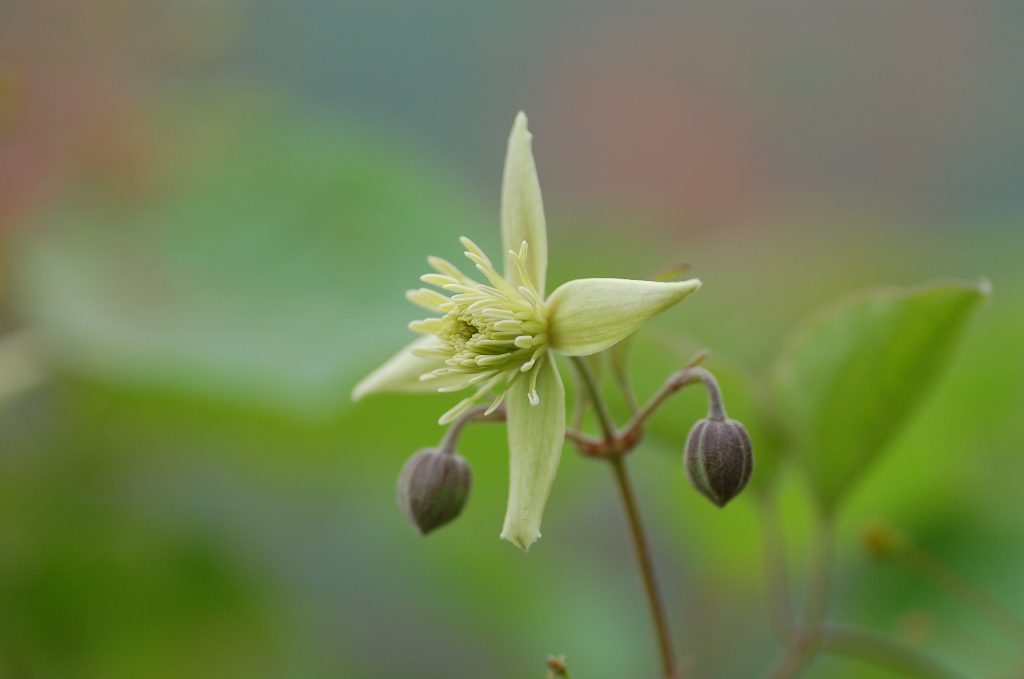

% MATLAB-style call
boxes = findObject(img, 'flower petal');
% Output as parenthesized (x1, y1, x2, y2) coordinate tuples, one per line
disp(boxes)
(351, 335, 462, 400)
(501, 112, 548, 293)
(546, 278, 702, 356)
(500, 354, 565, 551)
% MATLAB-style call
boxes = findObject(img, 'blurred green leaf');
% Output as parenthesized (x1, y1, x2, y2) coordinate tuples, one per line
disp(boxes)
(14, 93, 484, 417)
(772, 280, 989, 511)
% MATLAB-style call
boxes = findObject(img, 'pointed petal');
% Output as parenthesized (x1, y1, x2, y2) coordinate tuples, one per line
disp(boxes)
(501, 112, 548, 292)
(351, 335, 461, 400)
(500, 355, 565, 550)
(547, 278, 702, 356)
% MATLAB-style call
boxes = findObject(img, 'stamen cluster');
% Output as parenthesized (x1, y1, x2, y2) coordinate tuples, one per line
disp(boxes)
(407, 237, 548, 423)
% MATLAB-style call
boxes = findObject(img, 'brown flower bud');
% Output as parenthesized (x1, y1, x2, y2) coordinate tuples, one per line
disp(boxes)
(397, 448, 472, 535)
(684, 418, 754, 507)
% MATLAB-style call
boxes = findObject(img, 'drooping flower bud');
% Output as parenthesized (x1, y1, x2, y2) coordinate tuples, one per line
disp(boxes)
(397, 447, 472, 535)
(684, 417, 754, 508)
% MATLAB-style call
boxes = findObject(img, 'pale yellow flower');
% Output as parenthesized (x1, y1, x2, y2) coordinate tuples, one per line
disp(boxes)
(353, 113, 700, 550)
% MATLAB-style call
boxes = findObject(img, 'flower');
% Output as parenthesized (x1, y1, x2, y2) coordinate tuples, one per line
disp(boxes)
(352, 112, 701, 550)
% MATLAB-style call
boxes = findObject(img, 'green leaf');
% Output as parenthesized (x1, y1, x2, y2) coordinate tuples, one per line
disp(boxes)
(772, 280, 989, 510)
(15, 93, 484, 417)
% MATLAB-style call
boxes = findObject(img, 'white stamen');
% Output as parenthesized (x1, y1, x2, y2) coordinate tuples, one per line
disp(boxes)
(514, 335, 534, 349)
(484, 389, 507, 415)
(428, 256, 469, 281)
(493, 319, 523, 332)
(421, 273, 457, 288)
(476, 353, 511, 366)
(466, 369, 499, 385)
(409, 319, 445, 333)
(411, 236, 552, 419)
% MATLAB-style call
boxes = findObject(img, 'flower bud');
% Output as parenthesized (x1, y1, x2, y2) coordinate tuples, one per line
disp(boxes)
(684, 418, 754, 508)
(397, 447, 472, 535)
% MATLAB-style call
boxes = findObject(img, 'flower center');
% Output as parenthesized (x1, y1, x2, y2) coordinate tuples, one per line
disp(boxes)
(407, 237, 549, 423)
(449, 318, 480, 348)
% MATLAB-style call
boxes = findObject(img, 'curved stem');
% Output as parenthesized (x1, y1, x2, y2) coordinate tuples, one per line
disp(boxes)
(564, 427, 602, 449)
(438, 404, 505, 452)
(569, 356, 617, 442)
(624, 367, 725, 437)
(760, 508, 834, 679)
(756, 491, 796, 643)
(900, 544, 1024, 652)
(820, 624, 969, 679)
(803, 512, 835, 629)
(569, 361, 592, 431)
(762, 634, 817, 679)
(564, 354, 731, 678)
(609, 455, 678, 679)
(610, 340, 640, 415)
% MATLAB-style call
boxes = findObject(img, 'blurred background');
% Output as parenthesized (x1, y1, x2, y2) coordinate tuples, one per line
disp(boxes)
(0, 2, 1022, 678)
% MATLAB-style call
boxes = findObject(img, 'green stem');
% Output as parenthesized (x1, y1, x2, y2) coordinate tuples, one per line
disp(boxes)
(756, 491, 795, 643)
(761, 633, 818, 679)
(565, 355, 740, 677)
(569, 356, 617, 442)
(820, 624, 968, 679)
(803, 512, 834, 629)
(570, 372, 590, 432)
(760, 509, 834, 679)
(438, 404, 505, 452)
(564, 427, 602, 449)
(900, 544, 1024, 653)
(609, 455, 679, 679)
(610, 342, 640, 415)
(623, 367, 725, 437)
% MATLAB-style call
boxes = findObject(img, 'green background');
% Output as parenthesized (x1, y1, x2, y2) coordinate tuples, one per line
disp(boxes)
(0, 3, 1022, 678)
